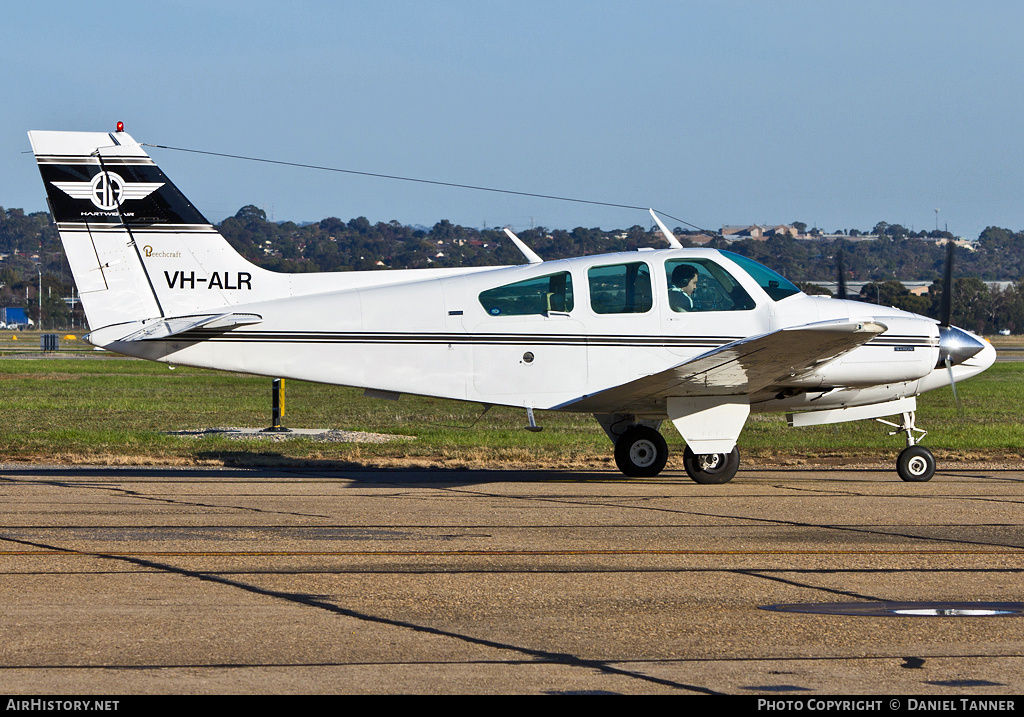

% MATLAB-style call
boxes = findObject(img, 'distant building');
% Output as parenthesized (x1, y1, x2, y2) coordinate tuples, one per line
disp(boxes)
(686, 234, 716, 245)
(934, 237, 977, 250)
(720, 224, 798, 240)
(818, 233, 879, 242)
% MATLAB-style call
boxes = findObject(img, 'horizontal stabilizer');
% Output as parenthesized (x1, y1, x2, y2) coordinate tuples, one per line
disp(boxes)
(88, 313, 262, 345)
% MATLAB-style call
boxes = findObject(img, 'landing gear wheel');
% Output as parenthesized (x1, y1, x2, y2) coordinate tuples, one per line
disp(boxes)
(614, 426, 669, 477)
(683, 446, 740, 484)
(897, 445, 936, 482)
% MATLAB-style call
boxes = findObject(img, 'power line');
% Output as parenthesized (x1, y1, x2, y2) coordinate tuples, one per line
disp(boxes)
(142, 142, 710, 233)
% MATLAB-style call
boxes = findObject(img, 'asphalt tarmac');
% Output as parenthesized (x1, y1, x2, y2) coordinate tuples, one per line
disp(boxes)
(1, 463, 1023, 696)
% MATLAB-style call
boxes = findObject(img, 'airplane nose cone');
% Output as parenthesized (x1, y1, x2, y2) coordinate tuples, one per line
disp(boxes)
(936, 325, 986, 368)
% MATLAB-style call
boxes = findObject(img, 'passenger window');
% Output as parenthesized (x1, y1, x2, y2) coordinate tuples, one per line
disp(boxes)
(665, 259, 755, 312)
(479, 271, 574, 316)
(588, 262, 653, 314)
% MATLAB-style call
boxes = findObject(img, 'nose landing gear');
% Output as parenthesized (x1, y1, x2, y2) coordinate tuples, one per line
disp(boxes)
(879, 411, 936, 482)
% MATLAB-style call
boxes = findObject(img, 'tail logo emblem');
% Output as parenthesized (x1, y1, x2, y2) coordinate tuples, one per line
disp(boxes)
(52, 171, 164, 211)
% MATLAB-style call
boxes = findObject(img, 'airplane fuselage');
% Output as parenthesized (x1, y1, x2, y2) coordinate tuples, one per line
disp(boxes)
(89, 245, 985, 420)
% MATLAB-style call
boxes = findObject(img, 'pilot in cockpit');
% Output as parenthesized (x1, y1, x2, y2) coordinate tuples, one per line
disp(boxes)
(669, 264, 699, 312)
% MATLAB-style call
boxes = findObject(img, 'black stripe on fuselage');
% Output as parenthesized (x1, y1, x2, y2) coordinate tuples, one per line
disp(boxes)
(143, 330, 740, 348)
(137, 330, 937, 350)
(866, 335, 939, 348)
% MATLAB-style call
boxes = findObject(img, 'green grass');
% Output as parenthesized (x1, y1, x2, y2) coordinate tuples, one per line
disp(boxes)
(0, 353, 1020, 468)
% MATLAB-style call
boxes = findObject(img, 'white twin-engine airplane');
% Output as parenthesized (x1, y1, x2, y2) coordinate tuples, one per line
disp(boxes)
(28, 128, 995, 483)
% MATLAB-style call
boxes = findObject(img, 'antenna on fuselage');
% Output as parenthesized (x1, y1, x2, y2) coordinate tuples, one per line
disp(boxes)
(649, 209, 683, 249)
(503, 227, 543, 264)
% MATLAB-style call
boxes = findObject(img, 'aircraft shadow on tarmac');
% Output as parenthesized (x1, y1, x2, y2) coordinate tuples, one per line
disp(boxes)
(9, 455, 1012, 488)
(1, 455, 686, 486)
(192, 449, 659, 485)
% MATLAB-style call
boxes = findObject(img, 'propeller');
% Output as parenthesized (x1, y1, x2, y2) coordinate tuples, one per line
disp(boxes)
(945, 353, 961, 411)
(836, 248, 847, 300)
(939, 239, 954, 329)
(934, 240, 984, 412)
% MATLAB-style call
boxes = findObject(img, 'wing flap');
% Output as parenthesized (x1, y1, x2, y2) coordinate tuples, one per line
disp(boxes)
(562, 319, 887, 414)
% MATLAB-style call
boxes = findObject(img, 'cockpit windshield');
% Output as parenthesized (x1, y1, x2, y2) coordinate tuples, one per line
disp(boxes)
(720, 251, 802, 302)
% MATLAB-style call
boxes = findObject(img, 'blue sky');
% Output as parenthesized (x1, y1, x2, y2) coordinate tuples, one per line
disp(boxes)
(5, 1, 1024, 239)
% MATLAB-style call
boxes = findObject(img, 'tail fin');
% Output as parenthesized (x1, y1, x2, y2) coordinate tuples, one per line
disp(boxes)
(28, 129, 268, 331)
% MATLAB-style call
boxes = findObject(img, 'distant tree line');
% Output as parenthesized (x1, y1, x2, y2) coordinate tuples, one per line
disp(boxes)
(0, 208, 72, 328)
(3, 203, 1024, 333)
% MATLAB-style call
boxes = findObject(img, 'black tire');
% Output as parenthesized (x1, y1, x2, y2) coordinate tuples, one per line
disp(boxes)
(897, 445, 936, 482)
(683, 445, 740, 484)
(614, 426, 669, 478)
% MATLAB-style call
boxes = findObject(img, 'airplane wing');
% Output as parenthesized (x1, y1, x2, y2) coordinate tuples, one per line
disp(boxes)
(561, 319, 887, 415)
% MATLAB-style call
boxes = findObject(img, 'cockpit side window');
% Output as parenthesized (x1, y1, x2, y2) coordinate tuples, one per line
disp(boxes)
(720, 250, 802, 301)
(588, 262, 653, 314)
(665, 258, 755, 312)
(479, 271, 574, 317)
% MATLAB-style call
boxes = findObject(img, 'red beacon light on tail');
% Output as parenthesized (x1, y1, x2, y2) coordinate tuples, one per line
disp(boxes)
(116, 121, 124, 133)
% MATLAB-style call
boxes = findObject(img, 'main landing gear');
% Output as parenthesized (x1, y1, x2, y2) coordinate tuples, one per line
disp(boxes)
(879, 411, 936, 482)
(612, 424, 740, 483)
(613, 425, 668, 478)
(607, 410, 938, 483)
(683, 446, 740, 484)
